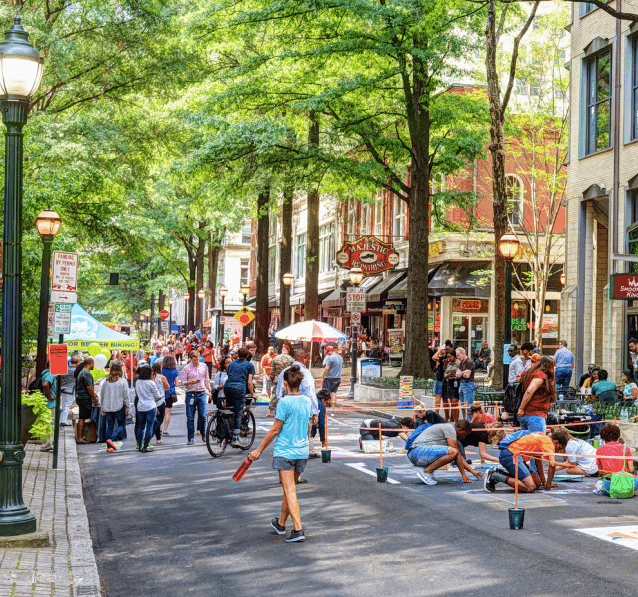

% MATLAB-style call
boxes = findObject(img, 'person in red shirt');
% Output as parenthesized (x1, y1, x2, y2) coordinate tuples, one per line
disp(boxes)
(203, 340, 217, 378)
(595, 424, 638, 496)
(124, 351, 137, 380)
(260, 345, 275, 397)
(517, 357, 556, 433)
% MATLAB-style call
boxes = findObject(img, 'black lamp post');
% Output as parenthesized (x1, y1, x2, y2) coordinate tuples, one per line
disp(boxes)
(197, 289, 205, 330)
(219, 287, 228, 346)
(168, 298, 174, 337)
(34, 209, 61, 378)
(282, 272, 293, 329)
(498, 233, 520, 388)
(183, 292, 190, 333)
(347, 267, 364, 400)
(0, 15, 44, 537)
(241, 284, 249, 343)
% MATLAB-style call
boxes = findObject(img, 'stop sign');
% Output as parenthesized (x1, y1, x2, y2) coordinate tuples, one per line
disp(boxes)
(159, 309, 170, 320)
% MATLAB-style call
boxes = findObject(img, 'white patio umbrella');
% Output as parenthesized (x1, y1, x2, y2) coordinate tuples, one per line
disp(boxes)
(275, 320, 348, 360)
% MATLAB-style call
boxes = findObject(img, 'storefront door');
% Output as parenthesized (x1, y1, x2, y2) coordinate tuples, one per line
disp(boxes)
(453, 314, 487, 357)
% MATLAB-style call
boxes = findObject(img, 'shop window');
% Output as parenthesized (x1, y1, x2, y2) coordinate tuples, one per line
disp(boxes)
(505, 174, 524, 226)
(584, 49, 612, 155)
(319, 222, 335, 273)
(296, 233, 306, 278)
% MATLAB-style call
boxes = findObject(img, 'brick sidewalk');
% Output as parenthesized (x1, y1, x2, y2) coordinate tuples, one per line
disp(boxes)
(0, 429, 101, 597)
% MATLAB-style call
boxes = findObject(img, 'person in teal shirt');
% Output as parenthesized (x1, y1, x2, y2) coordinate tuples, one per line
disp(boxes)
(591, 370, 617, 398)
(41, 367, 58, 452)
(249, 365, 311, 543)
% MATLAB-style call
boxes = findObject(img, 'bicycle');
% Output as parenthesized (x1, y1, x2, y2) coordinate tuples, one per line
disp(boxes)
(206, 395, 256, 458)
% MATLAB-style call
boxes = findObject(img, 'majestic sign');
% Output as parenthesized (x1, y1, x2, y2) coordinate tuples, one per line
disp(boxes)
(336, 236, 399, 275)
(611, 274, 638, 300)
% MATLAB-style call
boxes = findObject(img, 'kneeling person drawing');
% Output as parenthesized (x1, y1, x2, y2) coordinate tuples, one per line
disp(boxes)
(484, 428, 557, 493)
(249, 365, 311, 543)
(406, 420, 483, 485)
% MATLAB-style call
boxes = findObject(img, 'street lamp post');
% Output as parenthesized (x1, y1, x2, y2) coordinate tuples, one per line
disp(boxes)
(183, 292, 190, 332)
(197, 289, 205, 330)
(34, 209, 61, 377)
(168, 298, 174, 337)
(498, 233, 520, 389)
(347, 267, 364, 400)
(0, 15, 44, 537)
(219, 287, 228, 346)
(282, 272, 294, 329)
(241, 284, 250, 344)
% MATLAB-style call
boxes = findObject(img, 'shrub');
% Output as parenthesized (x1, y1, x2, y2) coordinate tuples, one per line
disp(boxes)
(21, 390, 53, 441)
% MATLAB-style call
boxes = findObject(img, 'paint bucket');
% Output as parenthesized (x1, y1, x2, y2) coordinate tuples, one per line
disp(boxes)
(508, 508, 525, 530)
(321, 449, 332, 463)
(376, 466, 388, 483)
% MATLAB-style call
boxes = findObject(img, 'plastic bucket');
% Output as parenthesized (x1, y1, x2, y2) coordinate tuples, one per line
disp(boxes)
(376, 466, 389, 483)
(508, 508, 525, 530)
(321, 449, 332, 463)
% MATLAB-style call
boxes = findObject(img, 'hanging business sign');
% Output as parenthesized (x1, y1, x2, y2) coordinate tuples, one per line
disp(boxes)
(611, 274, 638, 300)
(52, 251, 79, 293)
(336, 236, 399, 276)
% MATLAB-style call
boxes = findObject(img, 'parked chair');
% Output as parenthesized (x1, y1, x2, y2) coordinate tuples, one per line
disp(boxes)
(596, 389, 617, 405)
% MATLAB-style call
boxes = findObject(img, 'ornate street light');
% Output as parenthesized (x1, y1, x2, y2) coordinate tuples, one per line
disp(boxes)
(347, 267, 364, 399)
(168, 298, 174, 335)
(197, 289, 206, 329)
(218, 288, 228, 346)
(498, 233, 520, 389)
(0, 15, 44, 537)
(349, 266, 365, 285)
(281, 273, 294, 328)
(560, 271, 566, 286)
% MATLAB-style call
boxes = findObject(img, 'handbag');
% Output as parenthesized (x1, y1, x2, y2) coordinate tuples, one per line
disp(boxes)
(609, 447, 635, 499)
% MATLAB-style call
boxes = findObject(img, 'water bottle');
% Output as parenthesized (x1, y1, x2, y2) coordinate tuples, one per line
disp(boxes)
(232, 458, 252, 482)
(621, 408, 629, 421)
(388, 440, 394, 453)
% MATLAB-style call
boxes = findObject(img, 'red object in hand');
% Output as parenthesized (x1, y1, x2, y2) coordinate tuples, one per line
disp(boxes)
(232, 458, 252, 482)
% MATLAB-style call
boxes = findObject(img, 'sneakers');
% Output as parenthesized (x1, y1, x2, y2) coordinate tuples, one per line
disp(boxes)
(163, 431, 170, 436)
(231, 437, 241, 448)
(270, 517, 286, 535)
(285, 529, 305, 542)
(483, 468, 496, 493)
(416, 471, 437, 485)
(106, 439, 117, 451)
(188, 439, 194, 445)
(135, 445, 140, 451)
(145, 444, 154, 451)
(106, 447, 115, 453)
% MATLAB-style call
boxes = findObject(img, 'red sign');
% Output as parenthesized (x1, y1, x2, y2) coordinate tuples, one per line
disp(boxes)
(48, 344, 68, 376)
(159, 309, 170, 320)
(51, 251, 79, 292)
(611, 274, 638, 299)
(336, 236, 399, 276)
(452, 298, 489, 313)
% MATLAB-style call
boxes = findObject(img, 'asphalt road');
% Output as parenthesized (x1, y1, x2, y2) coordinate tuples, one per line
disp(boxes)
(78, 402, 638, 597)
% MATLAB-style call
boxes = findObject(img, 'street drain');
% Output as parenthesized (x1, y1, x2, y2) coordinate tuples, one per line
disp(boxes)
(596, 500, 623, 505)
(75, 585, 100, 596)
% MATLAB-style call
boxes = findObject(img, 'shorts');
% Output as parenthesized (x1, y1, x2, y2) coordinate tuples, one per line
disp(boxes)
(76, 399, 92, 420)
(407, 445, 450, 468)
(323, 378, 341, 393)
(272, 457, 307, 472)
(499, 449, 531, 481)
(434, 380, 443, 395)
(266, 380, 273, 391)
(165, 392, 177, 408)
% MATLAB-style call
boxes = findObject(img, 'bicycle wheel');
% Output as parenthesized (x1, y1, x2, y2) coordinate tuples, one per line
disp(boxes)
(238, 410, 256, 451)
(206, 414, 228, 458)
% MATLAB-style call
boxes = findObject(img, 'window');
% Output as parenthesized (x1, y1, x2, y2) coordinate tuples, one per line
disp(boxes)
(295, 234, 306, 278)
(431, 173, 447, 227)
(374, 197, 382, 236)
(361, 203, 369, 235)
(346, 199, 355, 237)
(241, 224, 251, 244)
(515, 78, 528, 95)
(269, 210, 278, 239)
(431, 173, 446, 194)
(628, 192, 638, 272)
(268, 246, 277, 283)
(585, 50, 611, 155)
(530, 80, 540, 96)
(319, 222, 336, 273)
(580, 2, 596, 17)
(240, 258, 249, 286)
(632, 37, 638, 141)
(505, 174, 524, 226)
(393, 198, 405, 238)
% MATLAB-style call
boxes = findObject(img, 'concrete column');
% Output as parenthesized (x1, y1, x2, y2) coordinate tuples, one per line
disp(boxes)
(440, 296, 453, 343)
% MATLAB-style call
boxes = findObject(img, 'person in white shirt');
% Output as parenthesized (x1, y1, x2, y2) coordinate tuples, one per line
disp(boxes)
(550, 428, 598, 476)
(507, 345, 524, 385)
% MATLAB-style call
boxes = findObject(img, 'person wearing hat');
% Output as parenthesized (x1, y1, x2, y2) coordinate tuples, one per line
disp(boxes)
(321, 344, 343, 407)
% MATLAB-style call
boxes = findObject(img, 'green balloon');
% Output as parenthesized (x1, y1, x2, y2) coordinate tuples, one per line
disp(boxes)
(87, 343, 101, 357)
(91, 368, 105, 382)
(101, 348, 112, 361)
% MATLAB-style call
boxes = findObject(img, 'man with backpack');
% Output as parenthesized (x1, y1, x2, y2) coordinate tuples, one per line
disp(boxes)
(75, 358, 98, 443)
(39, 366, 58, 452)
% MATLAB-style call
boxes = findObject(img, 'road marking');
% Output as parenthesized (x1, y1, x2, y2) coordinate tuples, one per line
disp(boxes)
(344, 462, 400, 484)
(576, 525, 638, 550)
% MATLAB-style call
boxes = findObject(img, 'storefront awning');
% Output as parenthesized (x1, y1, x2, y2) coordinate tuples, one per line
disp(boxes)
(367, 269, 408, 303)
(428, 261, 491, 297)
(322, 288, 344, 309)
(387, 266, 441, 299)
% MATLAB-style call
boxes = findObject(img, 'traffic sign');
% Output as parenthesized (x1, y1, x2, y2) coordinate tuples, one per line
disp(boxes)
(48, 344, 68, 375)
(347, 290, 366, 312)
(161, 321, 168, 332)
(159, 309, 170, 320)
(234, 307, 255, 327)
(351, 312, 361, 324)
(52, 251, 79, 293)
(51, 290, 77, 304)
(53, 303, 72, 334)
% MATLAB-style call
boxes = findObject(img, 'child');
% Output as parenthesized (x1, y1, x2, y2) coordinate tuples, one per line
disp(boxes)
(312, 389, 330, 449)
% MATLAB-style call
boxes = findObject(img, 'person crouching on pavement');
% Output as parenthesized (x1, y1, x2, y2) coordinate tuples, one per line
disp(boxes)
(406, 420, 483, 486)
(550, 428, 598, 477)
(483, 427, 557, 493)
(359, 416, 414, 450)
(248, 365, 311, 543)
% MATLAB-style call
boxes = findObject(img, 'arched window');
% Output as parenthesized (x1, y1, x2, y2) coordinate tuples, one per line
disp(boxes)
(505, 174, 524, 226)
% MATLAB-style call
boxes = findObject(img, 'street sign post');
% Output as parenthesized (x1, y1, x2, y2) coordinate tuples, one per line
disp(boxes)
(52, 251, 79, 293)
(159, 309, 170, 320)
(50, 290, 77, 304)
(347, 290, 366, 312)
(48, 344, 68, 375)
(234, 307, 255, 327)
(161, 321, 168, 333)
(52, 303, 72, 334)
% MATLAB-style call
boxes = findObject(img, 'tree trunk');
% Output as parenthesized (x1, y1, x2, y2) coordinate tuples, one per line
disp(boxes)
(280, 187, 293, 328)
(208, 231, 221, 334)
(195, 224, 206, 329)
(305, 112, 320, 326)
(158, 290, 165, 337)
(256, 188, 270, 353)
(187, 235, 196, 332)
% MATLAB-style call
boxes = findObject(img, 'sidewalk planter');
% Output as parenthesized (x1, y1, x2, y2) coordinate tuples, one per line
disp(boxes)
(376, 466, 389, 483)
(20, 404, 38, 447)
(354, 383, 430, 403)
(321, 449, 332, 463)
(619, 422, 638, 452)
(508, 508, 525, 530)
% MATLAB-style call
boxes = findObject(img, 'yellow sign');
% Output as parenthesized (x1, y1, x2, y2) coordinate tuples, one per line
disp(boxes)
(429, 241, 446, 258)
(234, 307, 255, 327)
